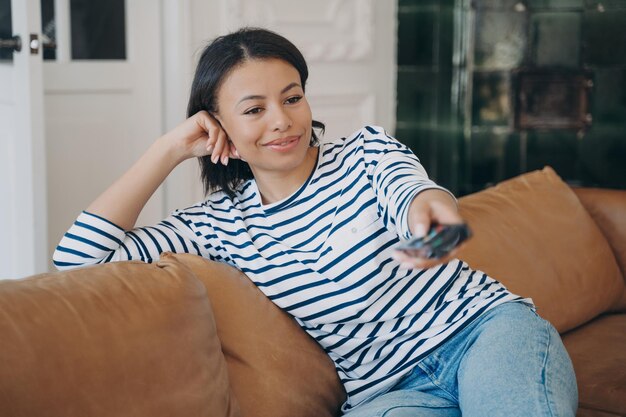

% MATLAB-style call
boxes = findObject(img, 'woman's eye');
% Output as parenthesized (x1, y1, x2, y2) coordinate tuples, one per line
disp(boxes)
(285, 95, 302, 104)
(244, 107, 263, 115)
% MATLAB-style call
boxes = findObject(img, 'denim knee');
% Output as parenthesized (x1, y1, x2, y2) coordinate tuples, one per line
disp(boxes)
(457, 302, 578, 417)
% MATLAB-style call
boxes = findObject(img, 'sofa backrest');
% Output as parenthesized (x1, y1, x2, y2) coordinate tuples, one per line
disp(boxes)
(0, 254, 239, 417)
(172, 253, 346, 417)
(457, 167, 625, 333)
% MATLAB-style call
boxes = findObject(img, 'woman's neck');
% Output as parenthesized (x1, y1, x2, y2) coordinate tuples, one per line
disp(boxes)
(253, 147, 318, 205)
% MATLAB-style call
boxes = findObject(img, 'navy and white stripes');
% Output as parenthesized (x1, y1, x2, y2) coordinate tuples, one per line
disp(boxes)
(54, 126, 529, 411)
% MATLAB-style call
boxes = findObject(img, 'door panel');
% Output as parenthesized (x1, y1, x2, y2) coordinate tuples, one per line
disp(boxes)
(0, 0, 47, 278)
(44, 0, 163, 270)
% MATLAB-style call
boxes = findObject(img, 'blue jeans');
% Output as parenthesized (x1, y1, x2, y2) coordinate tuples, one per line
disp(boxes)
(343, 302, 578, 417)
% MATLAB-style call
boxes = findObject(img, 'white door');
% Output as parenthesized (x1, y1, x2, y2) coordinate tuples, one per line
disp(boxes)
(0, 0, 47, 279)
(1, 0, 162, 277)
(43, 0, 163, 271)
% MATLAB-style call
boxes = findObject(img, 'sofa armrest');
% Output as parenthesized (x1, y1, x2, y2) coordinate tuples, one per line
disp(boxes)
(573, 188, 626, 280)
(574, 188, 626, 312)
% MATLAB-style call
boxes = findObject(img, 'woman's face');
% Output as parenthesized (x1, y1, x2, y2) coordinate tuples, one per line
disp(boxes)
(214, 58, 313, 177)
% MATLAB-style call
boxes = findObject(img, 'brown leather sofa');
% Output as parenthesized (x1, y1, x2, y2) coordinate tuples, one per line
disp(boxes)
(1, 167, 624, 417)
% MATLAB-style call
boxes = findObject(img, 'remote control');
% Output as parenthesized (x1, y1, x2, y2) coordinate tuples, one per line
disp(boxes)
(395, 223, 472, 259)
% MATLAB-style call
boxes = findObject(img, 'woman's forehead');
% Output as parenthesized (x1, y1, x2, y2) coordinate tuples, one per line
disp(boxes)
(219, 58, 302, 98)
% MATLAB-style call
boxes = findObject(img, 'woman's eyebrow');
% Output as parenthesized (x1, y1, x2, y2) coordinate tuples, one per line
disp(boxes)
(280, 82, 301, 94)
(236, 82, 302, 106)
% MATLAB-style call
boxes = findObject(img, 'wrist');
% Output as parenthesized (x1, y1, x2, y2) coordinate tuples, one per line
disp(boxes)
(154, 133, 188, 166)
(412, 189, 457, 209)
(407, 188, 460, 236)
(149, 134, 186, 170)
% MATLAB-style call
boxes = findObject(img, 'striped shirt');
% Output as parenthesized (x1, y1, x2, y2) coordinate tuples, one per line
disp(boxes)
(54, 125, 529, 411)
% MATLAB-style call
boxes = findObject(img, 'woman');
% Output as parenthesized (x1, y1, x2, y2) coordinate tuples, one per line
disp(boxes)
(54, 28, 577, 416)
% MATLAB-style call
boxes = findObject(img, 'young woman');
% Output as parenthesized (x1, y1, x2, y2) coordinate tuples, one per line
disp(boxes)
(54, 28, 578, 416)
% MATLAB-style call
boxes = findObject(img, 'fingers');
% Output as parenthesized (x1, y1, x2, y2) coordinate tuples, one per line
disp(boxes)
(195, 111, 219, 143)
(408, 192, 463, 239)
(229, 144, 240, 160)
(194, 113, 231, 166)
(210, 129, 229, 165)
(401, 190, 467, 271)
(410, 209, 431, 239)
(392, 238, 470, 270)
(190, 111, 243, 166)
(392, 246, 460, 270)
(413, 201, 461, 233)
(209, 136, 242, 166)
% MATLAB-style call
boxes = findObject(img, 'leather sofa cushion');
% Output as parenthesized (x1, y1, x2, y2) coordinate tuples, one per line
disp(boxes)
(576, 410, 624, 417)
(457, 167, 625, 333)
(172, 253, 346, 417)
(562, 314, 626, 416)
(0, 253, 239, 417)
(573, 188, 626, 311)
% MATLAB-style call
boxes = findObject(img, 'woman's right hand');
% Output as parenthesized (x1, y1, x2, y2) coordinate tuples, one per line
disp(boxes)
(164, 110, 235, 165)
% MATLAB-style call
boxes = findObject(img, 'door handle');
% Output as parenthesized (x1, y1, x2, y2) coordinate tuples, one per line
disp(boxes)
(1, 34, 56, 56)
(0, 35, 22, 53)
(29, 33, 39, 54)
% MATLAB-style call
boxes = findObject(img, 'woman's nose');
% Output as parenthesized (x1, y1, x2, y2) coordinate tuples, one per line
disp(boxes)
(271, 107, 292, 131)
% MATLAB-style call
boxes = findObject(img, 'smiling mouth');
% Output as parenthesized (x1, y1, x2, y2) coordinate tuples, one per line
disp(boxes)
(264, 135, 301, 151)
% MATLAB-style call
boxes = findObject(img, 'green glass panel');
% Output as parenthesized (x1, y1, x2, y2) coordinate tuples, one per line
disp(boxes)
(583, 0, 626, 10)
(503, 132, 522, 179)
(526, 131, 579, 179)
(592, 69, 626, 124)
(531, 12, 581, 68)
(579, 126, 626, 188)
(473, 0, 525, 10)
(468, 132, 510, 190)
(0, 0, 12, 62)
(395, 127, 437, 176)
(396, 126, 463, 194)
(433, 129, 463, 193)
(41, 0, 56, 60)
(397, 70, 438, 124)
(399, 0, 451, 7)
(474, 11, 527, 70)
(70, 0, 126, 60)
(398, 0, 422, 6)
(396, 127, 460, 192)
(397, 10, 436, 66)
(527, 0, 584, 9)
(438, 9, 454, 70)
(583, 10, 626, 66)
(438, 70, 454, 124)
(471, 72, 511, 127)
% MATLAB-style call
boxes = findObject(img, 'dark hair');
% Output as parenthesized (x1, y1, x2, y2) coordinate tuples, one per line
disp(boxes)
(187, 27, 325, 198)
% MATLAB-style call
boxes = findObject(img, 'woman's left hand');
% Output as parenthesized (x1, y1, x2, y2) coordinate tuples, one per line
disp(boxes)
(392, 189, 465, 270)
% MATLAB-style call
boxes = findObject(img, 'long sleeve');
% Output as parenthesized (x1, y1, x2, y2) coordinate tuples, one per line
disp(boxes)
(361, 126, 455, 239)
(53, 210, 203, 270)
